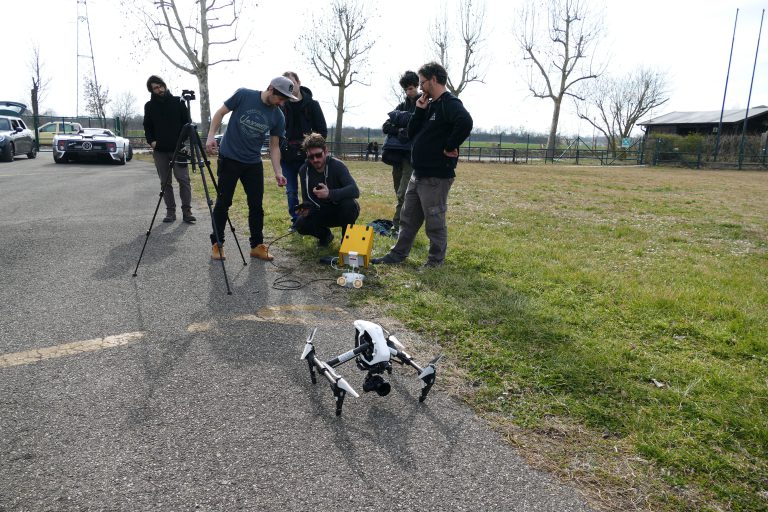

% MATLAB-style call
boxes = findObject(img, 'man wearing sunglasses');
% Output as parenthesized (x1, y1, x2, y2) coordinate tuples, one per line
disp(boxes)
(294, 133, 360, 247)
(205, 76, 297, 261)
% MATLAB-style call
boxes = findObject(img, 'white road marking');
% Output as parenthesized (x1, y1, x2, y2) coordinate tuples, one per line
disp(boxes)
(0, 332, 145, 369)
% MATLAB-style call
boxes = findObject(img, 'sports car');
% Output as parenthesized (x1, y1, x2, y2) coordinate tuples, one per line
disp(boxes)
(53, 127, 133, 165)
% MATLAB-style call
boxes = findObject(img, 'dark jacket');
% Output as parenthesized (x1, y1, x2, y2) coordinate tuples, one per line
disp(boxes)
(143, 91, 190, 152)
(281, 86, 327, 162)
(299, 156, 359, 210)
(408, 91, 473, 179)
(382, 96, 418, 155)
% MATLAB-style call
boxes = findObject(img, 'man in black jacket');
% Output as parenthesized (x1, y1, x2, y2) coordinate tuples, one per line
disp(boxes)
(143, 75, 195, 223)
(295, 133, 359, 247)
(280, 72, 328, 230)
(372, 62, 473, 268)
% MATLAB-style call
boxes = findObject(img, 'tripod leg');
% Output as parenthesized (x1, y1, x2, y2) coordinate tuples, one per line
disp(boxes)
(132, 147, 178, 277)
(188, 127, 233, 295)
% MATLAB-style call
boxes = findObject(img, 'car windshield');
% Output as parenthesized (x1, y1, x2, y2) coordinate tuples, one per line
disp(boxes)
(0, 119, 10, 131)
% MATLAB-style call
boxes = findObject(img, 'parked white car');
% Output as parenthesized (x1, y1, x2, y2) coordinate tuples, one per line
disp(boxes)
(53, 128, 133, 165)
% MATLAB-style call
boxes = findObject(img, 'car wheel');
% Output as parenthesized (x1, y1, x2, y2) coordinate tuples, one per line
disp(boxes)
(117, 153, 126, 165)
(1, 143, 13, 162)
(126, 144, 133, 162)
(27, 144, 38, 159)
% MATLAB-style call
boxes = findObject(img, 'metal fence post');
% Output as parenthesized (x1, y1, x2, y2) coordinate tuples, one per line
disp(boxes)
(697, 141, 702, 169)
(525, 134, 530, 164)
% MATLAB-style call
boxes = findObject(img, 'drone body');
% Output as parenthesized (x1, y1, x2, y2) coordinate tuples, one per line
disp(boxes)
(300, 320, 441, 416)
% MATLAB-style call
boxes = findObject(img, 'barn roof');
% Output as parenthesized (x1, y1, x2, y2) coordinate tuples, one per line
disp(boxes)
(639, 106, 768, 125)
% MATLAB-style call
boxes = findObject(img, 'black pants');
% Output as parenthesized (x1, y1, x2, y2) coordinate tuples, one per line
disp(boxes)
(210, 157, 264, 248)
(294, 199, 360, 241)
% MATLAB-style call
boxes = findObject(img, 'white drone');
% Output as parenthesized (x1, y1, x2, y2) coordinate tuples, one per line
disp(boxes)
(300, 320, 442, 416)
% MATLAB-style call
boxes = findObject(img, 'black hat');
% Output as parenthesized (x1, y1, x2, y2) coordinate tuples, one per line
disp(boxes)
(146, 75, 166, 92)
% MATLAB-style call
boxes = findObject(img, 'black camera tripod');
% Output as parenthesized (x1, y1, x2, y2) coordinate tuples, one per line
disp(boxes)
(132, 90, 246, 295)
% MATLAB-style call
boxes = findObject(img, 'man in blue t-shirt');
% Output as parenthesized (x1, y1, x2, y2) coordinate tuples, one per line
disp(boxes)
(205, 76, 298, 261)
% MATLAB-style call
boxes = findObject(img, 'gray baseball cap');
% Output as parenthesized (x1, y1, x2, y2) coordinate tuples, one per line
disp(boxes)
(270, 76, 300, 102)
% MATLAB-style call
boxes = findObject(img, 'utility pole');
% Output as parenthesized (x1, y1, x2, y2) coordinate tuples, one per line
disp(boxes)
(77, 0, 102, 120)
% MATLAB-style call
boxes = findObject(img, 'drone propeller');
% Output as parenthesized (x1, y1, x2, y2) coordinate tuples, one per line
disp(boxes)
(300, 327, 319, 360)
(417, 353, 443, 380)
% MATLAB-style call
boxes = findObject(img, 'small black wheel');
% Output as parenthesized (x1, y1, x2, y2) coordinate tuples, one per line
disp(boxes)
(27, 145, 37, 159)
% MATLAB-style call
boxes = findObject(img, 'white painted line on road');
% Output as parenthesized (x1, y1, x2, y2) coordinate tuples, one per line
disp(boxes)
(0, 331, 145, 369)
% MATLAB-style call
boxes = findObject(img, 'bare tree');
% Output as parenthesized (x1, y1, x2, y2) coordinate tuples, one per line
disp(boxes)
(298, 0, 375, 147)
(111, 91, 138, 135)
(514, 0, 604, 158)
(129, 0, 243, 136)
(28, 44, 51, 135)
(576, 68, 669, 155)
(83, 77, 111, 121)
(429, 0, 487, 97)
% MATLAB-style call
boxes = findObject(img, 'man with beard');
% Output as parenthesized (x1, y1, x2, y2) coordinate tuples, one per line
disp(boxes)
(294, 133, 359, 247)
(372, 62, 473, 268)
(143, 75, 195, 223)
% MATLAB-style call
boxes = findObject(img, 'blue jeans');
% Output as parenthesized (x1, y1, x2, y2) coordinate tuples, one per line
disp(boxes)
(281, 159, 304, 223)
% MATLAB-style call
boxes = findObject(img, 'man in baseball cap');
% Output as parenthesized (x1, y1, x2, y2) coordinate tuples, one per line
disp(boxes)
(269, 76, 300, 102)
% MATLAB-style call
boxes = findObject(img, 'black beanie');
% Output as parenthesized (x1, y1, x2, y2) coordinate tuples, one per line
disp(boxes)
(146, 75, 166, 92)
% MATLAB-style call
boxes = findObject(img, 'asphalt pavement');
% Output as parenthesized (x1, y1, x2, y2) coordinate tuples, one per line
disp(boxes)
(0, 155, 593, 511)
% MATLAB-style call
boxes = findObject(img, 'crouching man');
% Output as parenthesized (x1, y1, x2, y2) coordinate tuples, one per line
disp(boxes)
(295, 133, 360, 246)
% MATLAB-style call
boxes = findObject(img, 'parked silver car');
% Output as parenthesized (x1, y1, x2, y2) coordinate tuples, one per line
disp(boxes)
(53, 128, 133, 165)
(0, 101, 37, 162)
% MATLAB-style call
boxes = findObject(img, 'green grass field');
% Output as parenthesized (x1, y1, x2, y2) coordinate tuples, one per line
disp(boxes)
(176, 156, 767, 512)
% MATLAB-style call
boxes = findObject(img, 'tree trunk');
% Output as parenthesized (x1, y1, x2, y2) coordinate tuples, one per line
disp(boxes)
(31, 87, 40, 147)
(334, 84, 345, 148)
(547, 98, 562, 161)
(196, 67, 211, 138)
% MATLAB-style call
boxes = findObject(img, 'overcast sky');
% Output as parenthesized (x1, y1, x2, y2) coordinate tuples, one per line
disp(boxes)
(3, 0, 767, 137)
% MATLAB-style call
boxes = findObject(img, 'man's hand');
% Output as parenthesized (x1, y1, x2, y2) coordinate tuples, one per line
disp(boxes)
(313, 183, 329, 200)
(150, 141, 156, 150)
(205, 138, 218, 155)
(275, 174, 287, 187)
(443, 148, 459, 158)
(416, 91, 429, 109)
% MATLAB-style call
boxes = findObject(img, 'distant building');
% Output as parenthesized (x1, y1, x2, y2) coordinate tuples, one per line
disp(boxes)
(639, 106, 768, 137)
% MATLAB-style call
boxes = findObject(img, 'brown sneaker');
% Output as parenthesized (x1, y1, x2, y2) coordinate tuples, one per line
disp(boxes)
(250, 244, 273, 261)
(211, 243, 226, 261)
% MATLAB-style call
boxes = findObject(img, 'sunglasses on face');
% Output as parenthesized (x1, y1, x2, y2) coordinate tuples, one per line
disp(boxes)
(308, 151, 324, 160)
